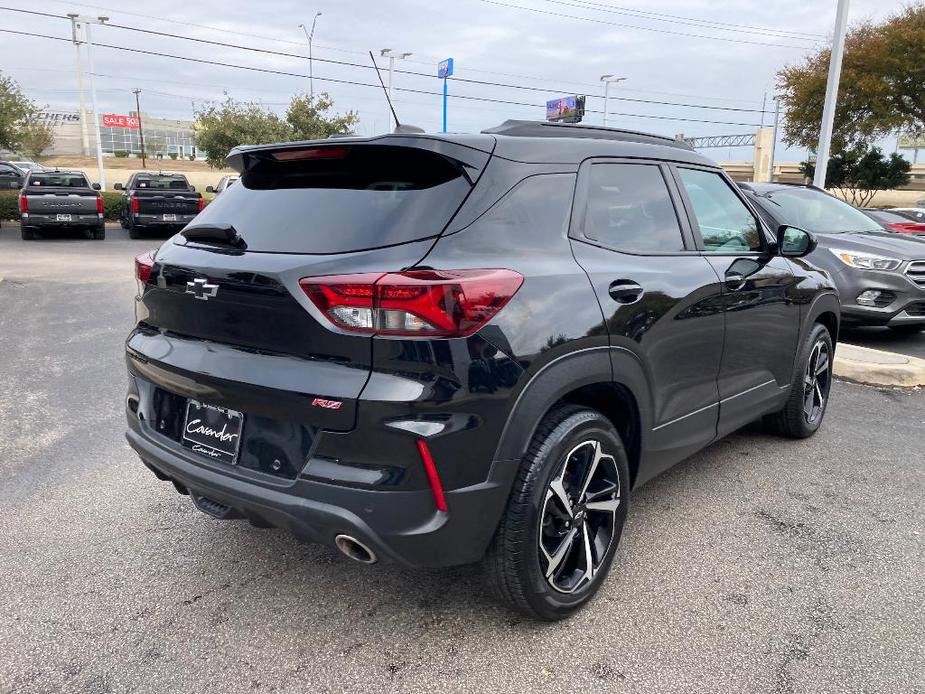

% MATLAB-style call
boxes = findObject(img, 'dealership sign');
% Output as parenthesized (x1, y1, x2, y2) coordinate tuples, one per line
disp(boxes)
(102, 114, 140, 129)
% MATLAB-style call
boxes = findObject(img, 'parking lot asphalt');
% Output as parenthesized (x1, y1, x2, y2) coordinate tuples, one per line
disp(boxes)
(1, 228, 923, 694)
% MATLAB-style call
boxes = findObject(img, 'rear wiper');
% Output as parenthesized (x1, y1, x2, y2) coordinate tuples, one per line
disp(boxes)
(181, 223, 247, 249)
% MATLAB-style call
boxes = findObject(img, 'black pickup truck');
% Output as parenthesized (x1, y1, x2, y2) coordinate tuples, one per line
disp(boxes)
(115, 172, 204, 239)
(18, 170, 104, 240)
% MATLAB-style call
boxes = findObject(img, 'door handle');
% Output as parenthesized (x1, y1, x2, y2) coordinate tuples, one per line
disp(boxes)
(724, 271, 747, 290)
(608, 280, 644, 304)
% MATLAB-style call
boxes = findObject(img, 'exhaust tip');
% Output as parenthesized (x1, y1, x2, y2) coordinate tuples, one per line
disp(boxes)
(334, 534, 377, 564)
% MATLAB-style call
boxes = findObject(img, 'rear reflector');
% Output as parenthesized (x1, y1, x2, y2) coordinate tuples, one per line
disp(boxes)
(299, 269, 524, 337)
(135, 251, 154, 284)
(416, 439, 448, 513)
(271, 147, 348, 162)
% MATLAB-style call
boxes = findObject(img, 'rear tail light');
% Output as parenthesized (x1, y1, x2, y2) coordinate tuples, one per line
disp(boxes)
(96, 195, 104, 214)
(130, 196, 139, 213)
(272, 147, 348, 162)
(197, 197, 206, 212)
(135, 251, 154, 284)
(18, 193, 27, 214)
(299, 269, 524, 337)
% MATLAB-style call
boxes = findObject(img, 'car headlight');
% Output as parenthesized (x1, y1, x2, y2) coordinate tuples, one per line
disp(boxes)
(830, 249, 902, 271)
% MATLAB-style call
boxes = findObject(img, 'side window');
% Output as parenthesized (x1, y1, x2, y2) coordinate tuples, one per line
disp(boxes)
(583, 163, 685, 253)
(0, 165, 17, 177)
(470, 174, 575, 243)
(677, 168, 763, 253)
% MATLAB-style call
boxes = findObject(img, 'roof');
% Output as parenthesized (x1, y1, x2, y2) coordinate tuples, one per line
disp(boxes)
(738, 182, 818, 193)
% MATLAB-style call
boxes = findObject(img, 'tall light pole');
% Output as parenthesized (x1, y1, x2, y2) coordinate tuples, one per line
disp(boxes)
(600, 74, 627, 128)
(133, 89, 146, 169)
(380, 48, 412, 132)
(298, 12, 322, 98)
(67, 15, 90, 156)
(769, 97, 781, 183)
(813, 0, 851, 189)
(70, 15, 108, 190)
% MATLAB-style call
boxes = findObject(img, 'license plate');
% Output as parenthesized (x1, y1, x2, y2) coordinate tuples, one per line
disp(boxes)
(181, 400, 244, 465)
(163, 213, 177, 222)
(56, 214, 72, 222)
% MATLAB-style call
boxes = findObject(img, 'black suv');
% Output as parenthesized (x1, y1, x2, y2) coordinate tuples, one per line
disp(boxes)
(125, 121, 839, 620)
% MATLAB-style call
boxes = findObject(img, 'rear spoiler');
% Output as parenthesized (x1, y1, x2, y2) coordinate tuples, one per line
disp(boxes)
(225, 135, 495, 180)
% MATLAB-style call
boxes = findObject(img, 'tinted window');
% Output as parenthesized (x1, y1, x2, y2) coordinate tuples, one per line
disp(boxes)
(748, 187, 880, 234)
(677, 168, 762, 252)
(583, 163, 684, 253)
(27, 173, 89, 188)
(192, 145, 472, 253)
(0, 165, 19, 176)
(134, 175, 191, 190)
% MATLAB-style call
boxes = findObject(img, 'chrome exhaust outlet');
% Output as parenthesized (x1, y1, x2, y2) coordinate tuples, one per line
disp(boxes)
(334, 534, 378, 564)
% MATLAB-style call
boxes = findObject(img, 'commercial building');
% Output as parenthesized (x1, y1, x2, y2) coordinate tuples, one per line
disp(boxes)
(36, 110, 200, 159)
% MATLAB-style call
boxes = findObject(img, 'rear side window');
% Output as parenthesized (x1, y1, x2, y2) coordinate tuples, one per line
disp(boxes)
(582, 163, 685, 253)
(28, 173, 89, 188)
(190, 145, 472, 253)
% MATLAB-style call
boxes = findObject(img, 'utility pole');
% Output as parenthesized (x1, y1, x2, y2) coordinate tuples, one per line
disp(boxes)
(67, 15, 90, 156)
(71, 15, 108, 190)
(600, 74, 627, 128)
(133, 89, 146, 169)
(813, 0, 851, 189)
(768, 97, 781, 183)
(298, 12, 322, 98)
(380, 49, 412, 131)
(760, 90, 767, 129)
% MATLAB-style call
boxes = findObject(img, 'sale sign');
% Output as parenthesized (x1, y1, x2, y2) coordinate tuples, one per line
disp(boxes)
(102, 114, 140, 129)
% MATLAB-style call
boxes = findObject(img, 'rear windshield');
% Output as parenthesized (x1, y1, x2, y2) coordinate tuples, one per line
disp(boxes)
(28, 173, 89, 188)
(749, 188, 881, 234)
(135, 175, 191, 190)
(188, 145, 472, 253)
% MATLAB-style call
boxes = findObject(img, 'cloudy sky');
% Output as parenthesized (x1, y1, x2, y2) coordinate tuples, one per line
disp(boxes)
(0, 0, 903, 160)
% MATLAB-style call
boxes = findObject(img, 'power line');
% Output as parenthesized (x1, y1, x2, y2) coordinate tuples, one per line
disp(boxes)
(544, 0, 825, 40)
(479, 0, 818, 49)
(0, 27, 764, 129)
(0, 6, 771, 116)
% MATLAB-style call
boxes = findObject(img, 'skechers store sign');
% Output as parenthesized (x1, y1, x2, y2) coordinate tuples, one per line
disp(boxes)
(37, 111, 81, 122)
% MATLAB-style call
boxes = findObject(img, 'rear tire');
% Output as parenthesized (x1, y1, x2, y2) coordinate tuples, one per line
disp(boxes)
(485, 404, 630, 621)
(20, 225, 36, 240)
(765, 323, 833, 438)
(93, 225, 106, 240)
(888, 324, 923, 335)
(128, 225, 143, 240)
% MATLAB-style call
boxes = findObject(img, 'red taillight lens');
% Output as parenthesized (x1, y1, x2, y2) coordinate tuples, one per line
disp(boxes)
(272, 147, 348, 162)
(96, 195, 104, 214)
(130, 196, 139, 213)
(18, 194, 27, 213)
(134, 251, 154, 284)
(197, 197, 206, 212)
(299, 269, 524, 337)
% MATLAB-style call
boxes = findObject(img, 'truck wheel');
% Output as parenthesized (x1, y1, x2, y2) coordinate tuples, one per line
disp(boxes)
(128, 225, 143, 240)
(93, 226, 106, 240)
(765, 322, 833, 439)
(485, 404, 630, 621)
(119, 217, 128, 230)
(20, 225, 36, 240)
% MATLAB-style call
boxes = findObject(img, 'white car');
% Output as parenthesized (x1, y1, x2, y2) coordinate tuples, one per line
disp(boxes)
(9, 160, 49, 175)
(206, 175, 239, 196)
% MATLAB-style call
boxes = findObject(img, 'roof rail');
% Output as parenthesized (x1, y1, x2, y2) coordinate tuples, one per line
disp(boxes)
(482, 119, 693, 150)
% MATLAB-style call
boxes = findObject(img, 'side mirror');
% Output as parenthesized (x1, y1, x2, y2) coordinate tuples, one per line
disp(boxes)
(205, 186, 214, 193)
(189, 185, 196, 192)
(777, 225, 817, 258)
(113, 183, 123, 191)
(92, 183, 101, 191)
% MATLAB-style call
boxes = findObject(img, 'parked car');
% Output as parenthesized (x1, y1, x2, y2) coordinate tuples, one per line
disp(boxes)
(740, 183, 925, 334)
(9, 160, 49, 175)
(18, 170, 104, 240)
(126, 121, 839, 620)
(206, 175, 238, 196)
(862, 208, 925, 235)
(887, 207, 925, 224)
(115, 172, 204, 239)
(0, 160, 26, 189)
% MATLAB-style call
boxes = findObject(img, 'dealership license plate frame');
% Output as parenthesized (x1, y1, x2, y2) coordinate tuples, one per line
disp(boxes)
(162, 213, 177, 222)
(56, 214, 72, 222)
(181, 399, 244, 465)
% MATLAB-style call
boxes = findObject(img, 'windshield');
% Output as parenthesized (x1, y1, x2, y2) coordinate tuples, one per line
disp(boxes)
(750, 188, 881, 234)
(27, 173, 89, 188)
(135, 175, 191, 190)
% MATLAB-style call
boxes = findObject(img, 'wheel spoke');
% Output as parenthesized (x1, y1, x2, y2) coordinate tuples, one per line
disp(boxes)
(803, 387, 815, 415)
(577, 441, 605, 501)
(547, 477, 574, 519)
(585, 481, 618, 502)
(581, 523, 595, 585)
(815, 350, 829, 376)
(815, 382, 825, 408)
(585, 498, 620, 513)
(544, 527, 578, 580)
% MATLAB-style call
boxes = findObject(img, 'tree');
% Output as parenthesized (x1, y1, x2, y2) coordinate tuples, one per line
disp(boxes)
(800, 145, 911, 207)
(0, 72, 37, 153)
(777, 4, 925, 151)
(193, 93, 358, 168)
(18, 115, 55, 159)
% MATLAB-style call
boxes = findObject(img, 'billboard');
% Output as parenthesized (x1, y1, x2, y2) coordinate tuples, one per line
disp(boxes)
(437, 58, 454, 79)
(898, 133, 925, 149)
(102, 114, 140, 129)
(546, 95, 585, 123)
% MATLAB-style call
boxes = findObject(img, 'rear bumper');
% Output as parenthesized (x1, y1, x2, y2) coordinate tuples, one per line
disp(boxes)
(126, 415, 511, 567)
(130, 213, 197, 228)
(21, 213, 103, 227)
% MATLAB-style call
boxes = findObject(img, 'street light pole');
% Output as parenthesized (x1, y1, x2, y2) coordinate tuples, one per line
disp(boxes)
(298, 12, 322, 98)
(79, 15, 109, 191)
(380, 49, 412, 132)
(813, 0, 851, 189)
(769, 97, 781, 183)
(67, 15, 90, 156)
(133, 89, 146, 169)
(599, 74, 627, 128)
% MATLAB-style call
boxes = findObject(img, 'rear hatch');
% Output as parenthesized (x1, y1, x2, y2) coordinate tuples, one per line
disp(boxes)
(130, 137, 492, 443)
(24, 172, 98, 215)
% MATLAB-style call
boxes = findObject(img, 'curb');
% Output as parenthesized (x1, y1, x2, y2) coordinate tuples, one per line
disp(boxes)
(834, 343, 925, 388)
